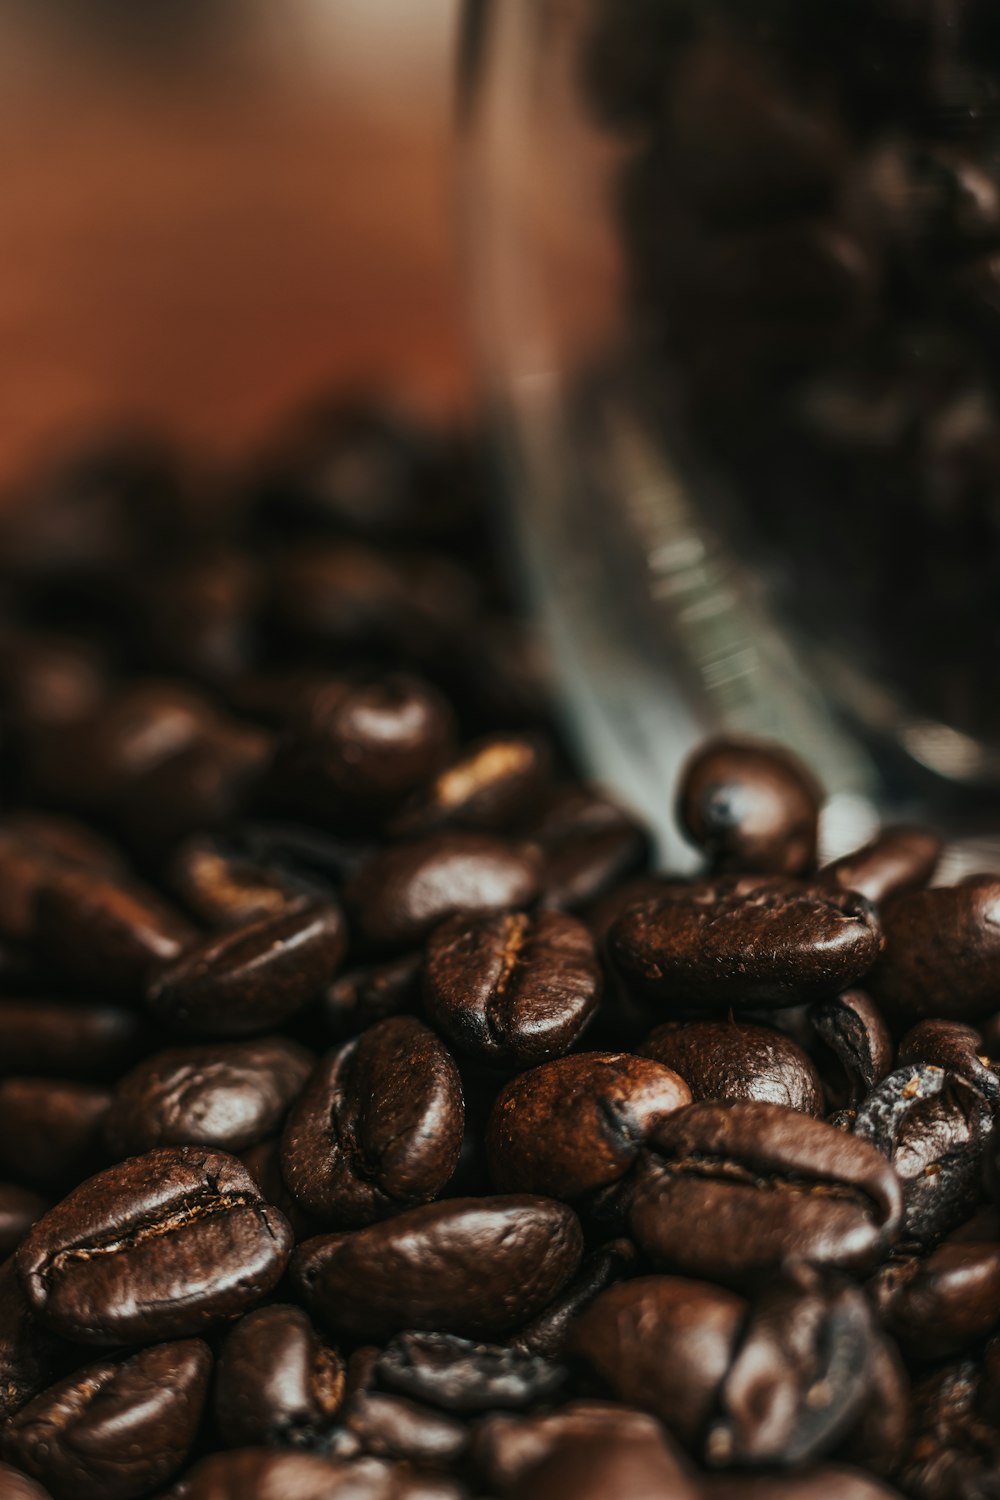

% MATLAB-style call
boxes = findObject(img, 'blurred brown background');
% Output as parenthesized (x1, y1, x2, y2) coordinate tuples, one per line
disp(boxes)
(0, 0, 467, 486)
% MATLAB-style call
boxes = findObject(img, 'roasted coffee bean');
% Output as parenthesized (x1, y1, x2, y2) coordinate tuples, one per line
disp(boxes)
(337, 1390, 468, 1466)
(292, 1196, 583, 1342)
(610, 877, 882, 1011)
(569, 1275, 745, 1448)
(471, 1402, 664, 1491)
(677, 738, 821, 876)
(0, 1259, 70, 1420)
(0, 1464, 53, 1500)
(0, 817, 123, 944)
(17, 1146, 292, 1344)
(508, 1239, 637, 1359)
(423, 910, 601, 1068)
(851, 1066, 993, 1242)
(239, 1138, 319, 1244)
(322, 954, 421, 1039)
(810, 990, 894, 1107)
(280, 1017, 463, 1225)
(0, 1080, 110, 1188)
(701, 1470, 906, 1499)
(533, 785, 650, 912)
(510, 1428, 699, 1500)
(898, 1020, 999, 1106)
(2, 1339, 212, 1500)
(104, 1037, 314, 1158)
(871, 1208, 1000, 1360)
(0, 1186, 46, 1258)
(626, 1101, 903, 1287)
(874, 880, 1000, 1022)
(707, 1264, 879, 1469)
(173, 1448, 463, 1499)
(347, 834, 541, 951)
(375, 1332, 565, 1415)
(641, 1020, 823, 1115)
(36, 865, 195, 996)
(170, 835, 310, 929)
(897, 1359, 1000, 1500)
(390, 734, 550, 836)
(147, 899, 346, 1036)
(214, 1304, 345, 1449)
(0, 999, 142, 1080)
(822, 826, 942, 905)
(838, 1333, 911, 1481)
(486, 1052, 690, 1198)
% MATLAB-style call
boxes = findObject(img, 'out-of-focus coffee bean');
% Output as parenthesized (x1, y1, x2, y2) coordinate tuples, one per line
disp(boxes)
(641, 1019, 823, 1114)
(532, 785, 650, 912)
(700, 1469, 906, 1499)
(0, 1463, 54, 1500)
(898, 1019, 999, 1105)
(375, 1332, 565, 1415)
(873, 880, 1000, 1022)
(423, 910, 601, 1069)
(822, 826, 942, 904)
(214, 1304, 345, 1449)
(0, 1080, 110, 1189)
(167, 1447, 435, 1500)
(509, 1427, 699, 1500)
(472, 1402, 664, 1492)
(508, 1240, 637, 1359)
(871, 1208, 1000, 1359)
(0, 1259, 71, 1421)
(896, 1360, 1000, 1500)
(322, 954, 421, 1039)
(390, 735, 551, 837)
(0, 816, 124, 944)
(0, 999, 142, 1080)
(337, 1390, 469, 1467)
(0, 1186, 46, 1259)
(487, 1052, 690, 1198)
(677, 738, 821, 875)
(810, 990, 894, 1107)
(141, 553, 261, 685)
(169, 835, 314, 929)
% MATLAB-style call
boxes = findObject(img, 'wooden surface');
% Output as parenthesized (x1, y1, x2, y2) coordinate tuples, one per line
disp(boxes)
(0, 3, 469, 485)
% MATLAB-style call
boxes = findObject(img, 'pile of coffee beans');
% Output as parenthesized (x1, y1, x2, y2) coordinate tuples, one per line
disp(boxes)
(0, 403, 996, 1500)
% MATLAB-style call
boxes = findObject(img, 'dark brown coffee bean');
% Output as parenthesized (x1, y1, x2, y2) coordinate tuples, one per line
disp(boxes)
(322, 954, 421, 1039)
(873, 881, 1000, 1022)
(871, 1208, 1000, 1360)
(810, 990, 894, 1107)
(170, 1448, 408, 1500)
(142, 551, 261, 686)
(147, 899, 346, 1036)
(336, 1390, 469, 1467)
(104, 1038, 314, 1158)
(898, 1020, 999, 1106)
(347, 834, 541, 951)
(17, 1146, 292, 1344)
(487, 1053, 690, 1199)
(533, 786, 650, 912)
(701, 1470, 905, 1499)
(169, 835, 309, 929)
(0, 1186, 46, 1259)
(375, 1332, 565, 1415)
(677, 738, 821, 876)
(0, 1080, 110, 1188)
(851, 1066, 993, 1243)
(390, 734, 550, 836)
(423, 910, 601, 1068)
(837, 1333, 911, 1481)
(214, 1304, 345, 1449)
(0, 999, 142, 1080)
(471, 1402, 664, 1492)
(641, 1020, 823, 1115)
(897, 1360, 1000, 1500)
(707, 1264, 879, 1469)
(510, 1428, 699, 1500)
(0, 1464, 53, 1500)
(0, 1259, 70, 1421)
(36, 866, 195, 996)
(292, 1196, 583, 1342)
(280, 1017, 463, 1225)
(822, 826, 942, 905)
(627, 1101, 902, 1287)
(610, 877, 882, 1012)
(2, 1339, 212, 1500)
(569, 1276, 745, 1449)
(0, 817, 123, 944)
(239, 1138, 319, 1245)
(509, 1239, 637, 1359)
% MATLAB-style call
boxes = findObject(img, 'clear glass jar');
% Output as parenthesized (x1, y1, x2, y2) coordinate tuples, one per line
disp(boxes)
(460, 0, 1000, 868)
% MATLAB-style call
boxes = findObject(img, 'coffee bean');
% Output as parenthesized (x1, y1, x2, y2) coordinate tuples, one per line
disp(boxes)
(610, 877, 882, 1011)
(0, 1080, 110, 1189)
(17, 1146, 292, 1344)
(822, 826, 942, 905)
(147, 900, 346, 1036)
(0, 1186, 46, 1258)
(169, 835, 308, 929)
(0, 999, 142, 1080)
(214, 1304, 345, 1449)
(873, 880, 1000, 1022)
(347, 834, 541, 951)
(850, 1066, 993, 1243)
(471, 1402, 665, 1492)
(626, 1101, 903, 1287)
(0, 1259, 70, 1420)
(533, 786, 650, 912)
(167, 1449, 385, 1500)
(897, 1019, 999, 1106)
(238, 1139, 318, 1245)
(375, 1332, 565, 1415)
(2, 1339, 212, 1500)
(510, 1427, 699, 1500)
(104, 1038, 314, 1158)
(280, 1017, 463, 1225)
(36, 866, 195, 996)
(677, 738, 821, 876)
(701, 1470, 906, 1499)
(390, 734, 551, 836)
(508, 1240, 637, 1359)
(810, 990, 894, 1107)
(292, 1197, 583, 1342)
(487, 1052, 690, 1199)
(871, 1208, 1000, 1360)
(641, 1020, 823, 1114)
(0, 817, 123, 944)
(322, 954, 421, 1039)
(569, 1275, 745, 1448)
(336, 1390, 469, 1467)
(897, 1360, 1000, 1500)
(424, 910, 601, 1068)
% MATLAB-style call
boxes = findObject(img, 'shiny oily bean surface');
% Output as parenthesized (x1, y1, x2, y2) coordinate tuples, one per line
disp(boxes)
(0, 999, 142, 1080)
(610, 877, 882, 1011)
(512, 1429, 699, 1500)
(627, 1101, 903, 1288)
(871, 1212, 1000, 1360)
(147, 899, 346, 1036)
(2, 1338, 212, 1500)
(487, 1052, 691, 1199)
(390, 734, 550, 836)
(17, 1146, 292, 1344)
(0, 1186, 46, 1259)
(677, 737, 821, 876)
(641, 1020, 823, 1115)
(375, 1332, 565, 1415)
(0, 1080, 110, 1189)
(104, 1037, 314, 1158)
(346, 833, 541, 951)
(822, 825, 942, 904)
(280, 1017, 463, 1225)
(873, 880, 1000, 1022)
(292, 1196, 583, 1343)
(214, 1304, 345, 1449)
(423, 910, 602, 1068)
(36, 866, 195, 996)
